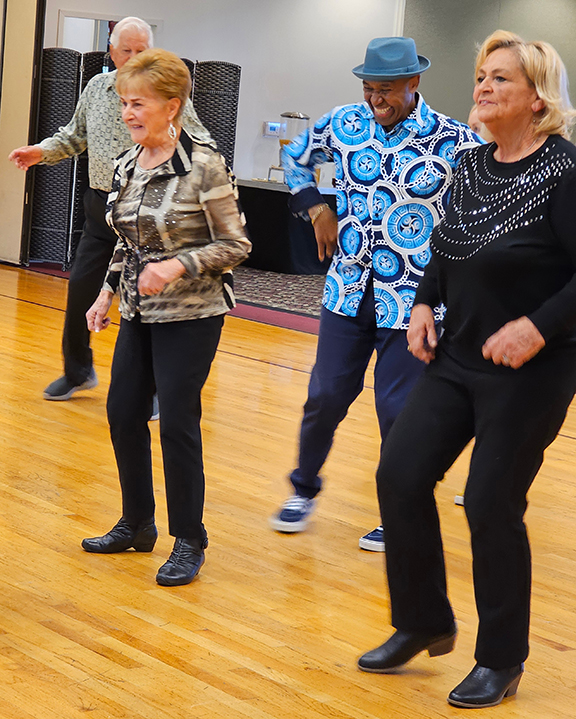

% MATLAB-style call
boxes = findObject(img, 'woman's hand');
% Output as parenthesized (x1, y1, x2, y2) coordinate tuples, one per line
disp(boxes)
(311, 206, 338, 261)
(407, 304, 437, 364)
(86, 290, 114, 332)
(482, 316, 545, 369)
(138, 258, 186, 296)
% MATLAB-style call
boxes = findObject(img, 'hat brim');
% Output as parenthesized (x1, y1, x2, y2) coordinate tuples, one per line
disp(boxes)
(352, 55, 430, 81)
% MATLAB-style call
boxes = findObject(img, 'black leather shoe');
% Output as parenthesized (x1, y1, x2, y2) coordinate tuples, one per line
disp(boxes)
(448, 663, 523, 708)
(358, 627, 457, 673)
(156, 537, 208, 586)
(81, 517, 157, 553)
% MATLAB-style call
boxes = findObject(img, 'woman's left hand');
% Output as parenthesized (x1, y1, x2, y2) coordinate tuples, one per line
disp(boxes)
(482, 316, 545, 369)
(138, 258, 186, 296)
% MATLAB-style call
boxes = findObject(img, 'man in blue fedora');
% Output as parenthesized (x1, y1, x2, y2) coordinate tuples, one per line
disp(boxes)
(270, 37, 480, 549)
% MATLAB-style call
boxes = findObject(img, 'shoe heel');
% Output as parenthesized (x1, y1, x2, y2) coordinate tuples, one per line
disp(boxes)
(504, 675, 522, 698)
(133, 539, 156, 552)
(427, 634, 455, 657)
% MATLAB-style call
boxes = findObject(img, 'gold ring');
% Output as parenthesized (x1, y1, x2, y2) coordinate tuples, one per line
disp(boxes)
(502, 354, 510, 365)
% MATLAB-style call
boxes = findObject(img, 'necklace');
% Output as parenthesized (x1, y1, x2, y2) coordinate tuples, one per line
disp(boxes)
(496, 135, 539, 164)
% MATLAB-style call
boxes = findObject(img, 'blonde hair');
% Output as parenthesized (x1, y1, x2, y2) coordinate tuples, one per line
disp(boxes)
(116, 48, 191, 121)
(475, 30, 576, 139)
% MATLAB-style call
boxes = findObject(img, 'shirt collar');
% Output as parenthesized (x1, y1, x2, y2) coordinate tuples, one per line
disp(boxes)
(363, 93, 431, 137)
(104, 69, 118, 91)
(119, 128, 196, 183)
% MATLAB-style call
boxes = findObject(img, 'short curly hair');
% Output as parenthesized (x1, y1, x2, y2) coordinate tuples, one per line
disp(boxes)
(116, 48, 191, 121)
(475, 30, 576, 139)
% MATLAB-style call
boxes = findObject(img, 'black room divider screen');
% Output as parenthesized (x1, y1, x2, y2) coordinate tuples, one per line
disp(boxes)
(28, 49, 241, 268)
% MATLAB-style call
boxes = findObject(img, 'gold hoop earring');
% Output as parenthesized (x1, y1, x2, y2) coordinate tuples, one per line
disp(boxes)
(168, 123, 177, 141)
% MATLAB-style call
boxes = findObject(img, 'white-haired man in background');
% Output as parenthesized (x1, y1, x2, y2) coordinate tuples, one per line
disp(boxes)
(10, 17, 213, 401)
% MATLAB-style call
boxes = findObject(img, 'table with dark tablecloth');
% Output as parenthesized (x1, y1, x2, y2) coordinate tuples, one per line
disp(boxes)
(238, 179, 334, 275)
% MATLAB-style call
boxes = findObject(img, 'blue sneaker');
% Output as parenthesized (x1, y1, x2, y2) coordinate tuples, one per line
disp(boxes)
(359, 525, 385, 552)
(270, 495, 316, 533)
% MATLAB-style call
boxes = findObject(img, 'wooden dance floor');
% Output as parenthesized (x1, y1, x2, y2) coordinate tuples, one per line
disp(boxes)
(0, 263, 575, 718)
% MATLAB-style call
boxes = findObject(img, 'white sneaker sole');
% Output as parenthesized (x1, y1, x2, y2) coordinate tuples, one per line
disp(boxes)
(358, 538, 386, 552)
(269, 515, 310, 533)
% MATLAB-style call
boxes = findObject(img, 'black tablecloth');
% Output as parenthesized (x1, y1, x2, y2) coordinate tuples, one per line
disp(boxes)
(238, 183, 333, 275)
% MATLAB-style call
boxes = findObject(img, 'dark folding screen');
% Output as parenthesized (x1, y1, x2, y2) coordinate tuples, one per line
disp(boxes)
(29, 48, 81, 266)
(28, 50, 241, 268)
(192, 61, 241, 169)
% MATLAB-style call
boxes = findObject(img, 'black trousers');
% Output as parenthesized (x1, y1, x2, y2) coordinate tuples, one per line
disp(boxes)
(107, 313, 224, 542)
(377, 346, 576, 669)
(63, 188, 117, 385)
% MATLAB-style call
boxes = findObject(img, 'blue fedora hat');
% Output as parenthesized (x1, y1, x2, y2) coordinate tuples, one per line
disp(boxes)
(352, 37, 430, 81)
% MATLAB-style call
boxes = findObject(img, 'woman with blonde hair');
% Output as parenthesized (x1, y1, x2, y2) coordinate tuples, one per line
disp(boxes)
(82, 49, 251, 586)
(358, 31, 576, 708)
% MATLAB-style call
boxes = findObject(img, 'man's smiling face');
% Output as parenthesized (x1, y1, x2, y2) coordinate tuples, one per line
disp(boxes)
(362, 75, 420, 129)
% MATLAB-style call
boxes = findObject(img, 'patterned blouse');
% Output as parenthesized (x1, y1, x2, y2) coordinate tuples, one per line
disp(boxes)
(282, 94, 480, 329)
(103, 130, 251, 323)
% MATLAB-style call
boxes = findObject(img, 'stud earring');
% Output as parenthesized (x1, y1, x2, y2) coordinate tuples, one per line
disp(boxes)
(168, 123, 177, 140)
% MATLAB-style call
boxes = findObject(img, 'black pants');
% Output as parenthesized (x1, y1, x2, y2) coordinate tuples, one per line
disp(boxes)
(377, 347, 576, 669)
(63, 188, 117, 385)
(107, 313, 224, 542)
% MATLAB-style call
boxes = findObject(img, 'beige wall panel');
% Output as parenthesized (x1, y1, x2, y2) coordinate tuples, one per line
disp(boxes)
(0, 0, 39, 264)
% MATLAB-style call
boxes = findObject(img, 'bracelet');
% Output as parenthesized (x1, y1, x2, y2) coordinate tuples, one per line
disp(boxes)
(309, 203, 329, 225)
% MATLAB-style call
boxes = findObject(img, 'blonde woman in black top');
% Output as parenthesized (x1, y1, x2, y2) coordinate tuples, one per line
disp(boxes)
(358, 31, 576, 708)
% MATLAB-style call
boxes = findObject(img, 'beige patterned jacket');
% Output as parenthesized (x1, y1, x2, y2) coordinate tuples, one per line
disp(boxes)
(103, 130, 251, 323)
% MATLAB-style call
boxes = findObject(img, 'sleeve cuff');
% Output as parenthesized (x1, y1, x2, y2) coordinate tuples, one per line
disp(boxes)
(288, 187, 326, 219)
(176, 253, 200, 278)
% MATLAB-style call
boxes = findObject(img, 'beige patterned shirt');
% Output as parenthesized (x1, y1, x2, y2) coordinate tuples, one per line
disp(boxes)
(38, 70, 214, 192)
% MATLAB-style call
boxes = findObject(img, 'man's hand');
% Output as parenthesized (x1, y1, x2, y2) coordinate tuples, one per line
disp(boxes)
(86, 290, 114, 332)
(311, 205, 338, 261)
(482, 316, 545, 369)
(8, 145, 43, 171)
(407, 303, 437, 364)
(138, 258, 186, 296)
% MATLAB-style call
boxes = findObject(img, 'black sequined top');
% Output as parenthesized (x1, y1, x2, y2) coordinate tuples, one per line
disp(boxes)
(415, 135, 576, 369)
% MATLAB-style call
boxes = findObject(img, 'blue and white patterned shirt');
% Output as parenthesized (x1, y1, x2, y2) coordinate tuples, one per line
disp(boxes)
(282, 94, 480, 329)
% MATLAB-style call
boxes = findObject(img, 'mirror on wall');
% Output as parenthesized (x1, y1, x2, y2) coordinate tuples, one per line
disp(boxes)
(60, 17, 111, 54)
(56, 12, 160, 54)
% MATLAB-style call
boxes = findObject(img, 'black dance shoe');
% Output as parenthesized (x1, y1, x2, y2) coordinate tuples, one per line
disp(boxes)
(358, 627, 457, 673)
(156, 537, 208, 586)
(81, 517, 157, 553)
(448, 663, 524, 708)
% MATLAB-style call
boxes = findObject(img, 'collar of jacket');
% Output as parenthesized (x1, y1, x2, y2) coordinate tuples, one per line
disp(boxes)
(115, 128, 212, 188)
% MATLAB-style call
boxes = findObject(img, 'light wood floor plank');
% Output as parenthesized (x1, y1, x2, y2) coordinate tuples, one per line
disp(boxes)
(0, 265, 574, 717)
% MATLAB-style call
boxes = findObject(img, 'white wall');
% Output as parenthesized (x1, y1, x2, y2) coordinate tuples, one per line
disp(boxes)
(61, 16, 95, 53)
(44, 0, 405, 180)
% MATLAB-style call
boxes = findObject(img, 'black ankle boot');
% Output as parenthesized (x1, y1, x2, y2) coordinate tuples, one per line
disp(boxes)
(156, 537, 208, 586)
(358, 627, 457, 673)
(81, 517, 157, 553)
(448, 664, 524, 708)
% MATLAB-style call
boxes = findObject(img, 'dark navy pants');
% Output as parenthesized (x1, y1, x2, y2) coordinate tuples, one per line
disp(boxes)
(290, 286, 424, 499)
